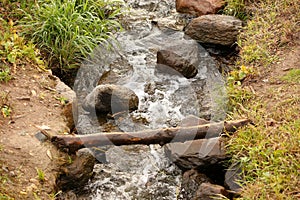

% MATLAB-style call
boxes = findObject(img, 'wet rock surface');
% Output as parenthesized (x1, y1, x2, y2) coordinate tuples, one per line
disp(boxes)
(82, 84, 139, 114)
(61, 0, 235, 199)
(176, 0, 225, 16)
(157, 49, 198, 78)
(165, 137, 230, 169)
(185, 14, 243, 46)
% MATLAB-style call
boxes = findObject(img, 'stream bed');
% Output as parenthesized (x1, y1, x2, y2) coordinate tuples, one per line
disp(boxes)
(65, 0, 228, 199)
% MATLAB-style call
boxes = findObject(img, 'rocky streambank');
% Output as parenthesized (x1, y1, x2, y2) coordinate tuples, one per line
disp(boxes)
(51, 0, 247, 199)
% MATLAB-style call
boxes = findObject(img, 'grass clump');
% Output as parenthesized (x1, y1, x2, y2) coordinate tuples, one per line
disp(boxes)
(0, 67, 11, 83)
(36, 168, 45, 182)
(281, 69, 300, 83)
(21, 0, 126, 70)
(223, 0, 248, 20)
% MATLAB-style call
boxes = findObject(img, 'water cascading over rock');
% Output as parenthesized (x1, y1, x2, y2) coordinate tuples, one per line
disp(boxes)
(63, 0, 229, 199)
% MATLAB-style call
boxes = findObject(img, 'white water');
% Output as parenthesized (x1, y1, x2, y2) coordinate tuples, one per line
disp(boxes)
(71, 0, 227, 199)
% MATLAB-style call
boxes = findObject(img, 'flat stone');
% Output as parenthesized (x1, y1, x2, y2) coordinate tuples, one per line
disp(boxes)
(165, 137, 229, 169)
(185, 14, 242, 46)
(176, 0, 225, 16)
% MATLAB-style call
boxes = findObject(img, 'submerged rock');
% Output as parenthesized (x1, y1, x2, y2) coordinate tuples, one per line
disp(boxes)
(56, 148, 95, 191)
(176, 0, 225, 16)
(193, 182, 229, 200)
(83, 84, 139, 114)
(185, 14, 243, 46)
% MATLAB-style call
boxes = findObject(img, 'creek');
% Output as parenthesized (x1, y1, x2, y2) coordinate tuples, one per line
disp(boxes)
(66, 0, 229, 199)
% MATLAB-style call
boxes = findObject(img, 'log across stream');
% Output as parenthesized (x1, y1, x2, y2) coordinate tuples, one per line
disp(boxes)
(51, 119, 251, 153)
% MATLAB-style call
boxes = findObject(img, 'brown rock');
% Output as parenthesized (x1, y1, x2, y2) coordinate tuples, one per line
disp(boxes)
(193, 182, 229, 200)
(157, 50, 198, 78)
(176, 0, 225, 16)
(165, 138, 230, 169)
(56, 148, 95, 191)
(180, 169, 212, 199)
(185, 14, 243, 46)
(83, 84, 139, 114)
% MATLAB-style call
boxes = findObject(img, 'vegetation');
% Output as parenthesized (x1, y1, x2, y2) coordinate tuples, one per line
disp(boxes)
(36, 168, 45, 182)
(281, 69, 300, 83)
(225, 0, 300, 199)
(0, 18, 46, 75)
(20, 0, 126, 70)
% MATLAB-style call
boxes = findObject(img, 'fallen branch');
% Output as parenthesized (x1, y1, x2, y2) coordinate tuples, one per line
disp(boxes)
(51, 119, 251, 153)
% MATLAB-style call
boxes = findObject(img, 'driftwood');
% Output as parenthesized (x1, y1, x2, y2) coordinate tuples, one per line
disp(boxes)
(51, 119, 251, 153)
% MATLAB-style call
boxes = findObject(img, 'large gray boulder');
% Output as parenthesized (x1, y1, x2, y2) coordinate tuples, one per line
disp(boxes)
(83, 84, 139, 114)
(176, 0, 225, 16)
(185, 14, 243, 46)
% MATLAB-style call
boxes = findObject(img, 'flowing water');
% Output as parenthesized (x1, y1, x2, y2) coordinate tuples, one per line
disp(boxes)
(71, 0, 227, 199)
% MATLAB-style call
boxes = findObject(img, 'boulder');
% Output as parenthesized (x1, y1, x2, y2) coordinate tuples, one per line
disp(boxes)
(56, 148, 95, 191)
(176, 0, 225, 16)
(185, 14, 243, 46)
(157, 49, 198, 78)
(82, 84, 139, 114)
(180, 169, 212, 199)
(193, 182, 229, 200)
(165, 137, 229, 169)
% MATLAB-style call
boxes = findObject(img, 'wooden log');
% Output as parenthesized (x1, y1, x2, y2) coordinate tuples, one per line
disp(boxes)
(51, 119, 251, 153)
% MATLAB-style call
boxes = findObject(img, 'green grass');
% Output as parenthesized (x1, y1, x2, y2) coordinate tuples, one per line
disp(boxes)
(223, 0, 248, 20)
(20, 0, 126, 70)
(0, 66, 11, 83)
(226, 0, 300, 199)
(281, 69, 300, 83)
(36, 168, 45, 182)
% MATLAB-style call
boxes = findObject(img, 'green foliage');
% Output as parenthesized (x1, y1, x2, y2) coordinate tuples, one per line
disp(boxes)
(228, 119, 300, 199)
(1, 106, 11, 118)
(223, 0, 248, 20)
(0, 66, 11, 83)
(0, 193, 13, 200)
(36, 168, 45, 182)
(281, 69, 300, 83)
(0, 0, 37, 19)
(0, 18, 46, 72)
(20, 0, 126, 70)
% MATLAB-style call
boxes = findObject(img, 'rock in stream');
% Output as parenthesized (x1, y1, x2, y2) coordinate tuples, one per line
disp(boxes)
(64, 0, 230, 199)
